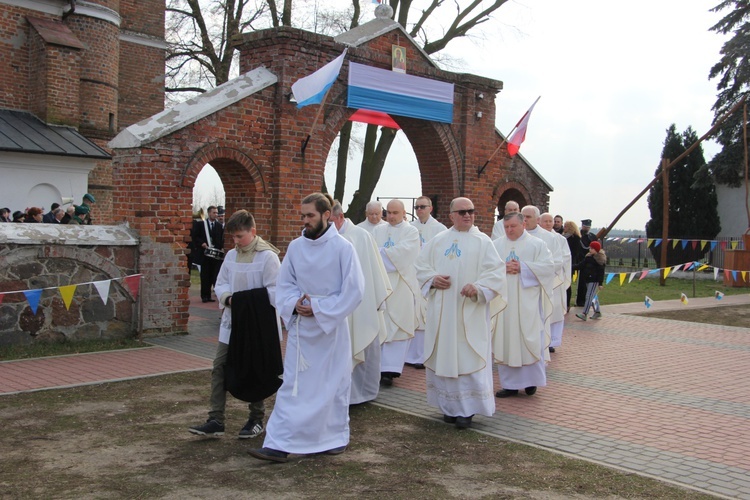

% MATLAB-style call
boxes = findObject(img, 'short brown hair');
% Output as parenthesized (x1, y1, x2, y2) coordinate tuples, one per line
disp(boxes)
(302, 192, 333, 215)
(225, 210, 255, 233)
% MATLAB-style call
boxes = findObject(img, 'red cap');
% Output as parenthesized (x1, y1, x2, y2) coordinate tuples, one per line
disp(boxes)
(590, 241, 601, 252)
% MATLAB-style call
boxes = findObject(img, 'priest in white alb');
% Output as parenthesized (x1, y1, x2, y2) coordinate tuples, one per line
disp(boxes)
(491, 200, 520, 240)
(492, 212, 555, 398)
(357, 200, 387, 234)
(407, 195, 447, 369)
(248, 193, 364, 463)
(372, 199, 420, 387)
(330, 201, 392, 405)
(521, 206, 564, 351)
(416, 197, 506, 429)
(540, 212, 571, 350)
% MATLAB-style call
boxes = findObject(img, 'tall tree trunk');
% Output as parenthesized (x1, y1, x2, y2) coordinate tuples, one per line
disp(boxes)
(345, 125, 397, 222)
(282, 0, 292, 26)
(334, 121, 353, 202)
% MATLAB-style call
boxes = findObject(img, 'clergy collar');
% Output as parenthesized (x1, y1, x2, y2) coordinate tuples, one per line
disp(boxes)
(302, 222, 336, 243)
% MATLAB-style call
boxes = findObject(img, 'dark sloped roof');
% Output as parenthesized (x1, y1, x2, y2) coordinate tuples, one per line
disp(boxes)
(0, 110, 111, 159)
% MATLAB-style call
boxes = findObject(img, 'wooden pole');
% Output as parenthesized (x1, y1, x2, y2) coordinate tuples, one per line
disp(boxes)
(660, 158, 669, 286)
(744, 103, 749, 235)
(300, 85, 335, 155)
(597, 95, 748, 240)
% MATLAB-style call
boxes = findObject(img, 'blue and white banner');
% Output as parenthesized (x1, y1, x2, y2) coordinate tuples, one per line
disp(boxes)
(347, 62, 454, 124)
(292, 49, 348, 108)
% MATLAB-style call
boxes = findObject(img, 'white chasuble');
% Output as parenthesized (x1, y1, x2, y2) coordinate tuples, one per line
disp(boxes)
(265, 224, 364, 454)
(416, 227, 507, 417)
(492, 232, 555, 368)
(549, 230, 571, 347)
(338, 219, 391, 364)
(372, 221, 420, 342)
(357, 219, 387, 234)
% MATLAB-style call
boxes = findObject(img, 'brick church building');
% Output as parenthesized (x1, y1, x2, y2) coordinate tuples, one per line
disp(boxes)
(2, 0, 552, 335)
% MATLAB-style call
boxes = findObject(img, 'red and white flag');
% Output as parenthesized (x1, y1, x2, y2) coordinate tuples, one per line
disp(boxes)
(507, 97, 540, 157)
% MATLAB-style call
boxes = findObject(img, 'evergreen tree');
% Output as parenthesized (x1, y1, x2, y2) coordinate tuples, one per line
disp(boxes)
(646, 125, 721, 266)
(705, 0, 750, 187)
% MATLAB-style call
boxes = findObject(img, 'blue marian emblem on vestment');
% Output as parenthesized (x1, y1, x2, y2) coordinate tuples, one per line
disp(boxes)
(419, 232, 425, 247)
(444, 240, 461, 260)
(506, 249, 519, 262)
(383, 236, 395, 248)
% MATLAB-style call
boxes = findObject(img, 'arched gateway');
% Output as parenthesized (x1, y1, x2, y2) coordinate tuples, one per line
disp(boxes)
(110, 14, 552, 335)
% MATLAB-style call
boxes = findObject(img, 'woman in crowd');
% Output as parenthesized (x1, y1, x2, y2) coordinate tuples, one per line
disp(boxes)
(562, 220, 582, 311)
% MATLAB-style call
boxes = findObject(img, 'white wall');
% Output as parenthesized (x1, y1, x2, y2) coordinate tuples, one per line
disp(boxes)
(0, 152, 96, 213)
(716, 182, 750, 237)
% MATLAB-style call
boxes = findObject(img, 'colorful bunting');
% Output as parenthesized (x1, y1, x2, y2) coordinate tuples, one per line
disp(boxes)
(124, 275, 142, 300)
(606, 273, 615, 285)
(619, 273, 627, 285)
(23, 289, 43, 314)
(58, 284, 77, 310)
(628, 272, 636, 283)
(93, 280, 111, 304)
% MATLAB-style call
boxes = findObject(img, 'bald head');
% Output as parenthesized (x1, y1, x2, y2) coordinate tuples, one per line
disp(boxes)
(540, 213, 554, 232)
(386, 199, 405, 226)
(504, 201, 520, 214)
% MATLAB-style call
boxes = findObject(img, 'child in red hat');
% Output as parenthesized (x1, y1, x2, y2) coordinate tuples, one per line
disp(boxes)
(573, 240, 606, 320)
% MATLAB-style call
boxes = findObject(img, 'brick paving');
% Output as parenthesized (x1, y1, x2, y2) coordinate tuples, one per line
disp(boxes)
(1, 286, 749, 498)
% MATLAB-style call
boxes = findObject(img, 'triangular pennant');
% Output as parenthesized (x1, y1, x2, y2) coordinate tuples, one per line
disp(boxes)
(663, 267, 670, 279)
(647, 238, 654, 247)
(714, 267, 720, 280)
(724, 269, 731, 281)
(606, 273, 615, 285)
(58, 284, 77, 310)
(682, 262, 692, 271)
(681, 240, 689, 250)
(710, 241, 717, 250)
(637, 238, 644, 244)
(672, 265, 680, 274)
(697, 264, 709, 271)
(619, 273, 626, 285)
(732, 270, 738, 282)
(124, 275, 142, 300)
(691, 240, 698, 250)
(672, 239, 680, 249)
(700, 240, 708, 250)
(572, 270, 578, 283)
(743, 271, 748, 282)
(648, 268, 659, 275)
(628, 272, 636, 283)
(93, 280, 111, 304)
(720, 241, 727, 250)
(731, 240, 739, 250)
(639, 270, 649, 280)
(23, 289, 43, 314)
(655, 238, 662, 247)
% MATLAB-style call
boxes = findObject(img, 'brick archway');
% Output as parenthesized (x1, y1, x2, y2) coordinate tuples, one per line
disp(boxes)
(495, 181, 532, 216)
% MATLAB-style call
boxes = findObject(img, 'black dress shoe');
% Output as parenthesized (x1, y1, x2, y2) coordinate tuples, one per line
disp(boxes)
(455, 415, 473, 429)
(525, 386, 537, 396)
(549, 346, 555, 353)
(413, 363, 425, 370)
(380, 374, 393, 387)
(495, 389, 519, 398)
(247, 447, 289, 463)
(443, 415, 457, 423)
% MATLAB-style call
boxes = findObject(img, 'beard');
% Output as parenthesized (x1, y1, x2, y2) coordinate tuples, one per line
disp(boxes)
(304, 218, 327, 239)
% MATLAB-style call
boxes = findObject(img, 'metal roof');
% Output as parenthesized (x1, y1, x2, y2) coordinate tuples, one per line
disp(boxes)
(0, 110, 111, 159)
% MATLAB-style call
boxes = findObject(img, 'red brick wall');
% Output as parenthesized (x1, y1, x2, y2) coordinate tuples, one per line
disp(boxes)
(118, 41, 164, 130)
(0, 6, 35, 111)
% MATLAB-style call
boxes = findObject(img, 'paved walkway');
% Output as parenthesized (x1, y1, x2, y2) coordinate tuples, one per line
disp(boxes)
(1, 287, 749, 499)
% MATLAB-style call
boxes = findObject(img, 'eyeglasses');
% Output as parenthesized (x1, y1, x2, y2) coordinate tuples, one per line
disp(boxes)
(414, 205, 430, 210)
(451, 209, 475, 216)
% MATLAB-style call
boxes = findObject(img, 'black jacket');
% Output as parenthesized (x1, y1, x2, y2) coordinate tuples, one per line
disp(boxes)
(573, 250, 606, 285)
(224, 288, 284, 403)
(191, 219, 224, 265)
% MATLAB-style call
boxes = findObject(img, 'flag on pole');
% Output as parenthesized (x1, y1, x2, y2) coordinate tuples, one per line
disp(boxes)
(644, 296, 653, 308)
(292, 49, 348, 108)
(507, 98, 539, 156)
(680, 293, 689, 305)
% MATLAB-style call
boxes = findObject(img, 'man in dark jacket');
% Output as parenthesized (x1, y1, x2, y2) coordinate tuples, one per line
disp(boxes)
(193, 206, 225, 302)
(575, 218, 599, 306)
